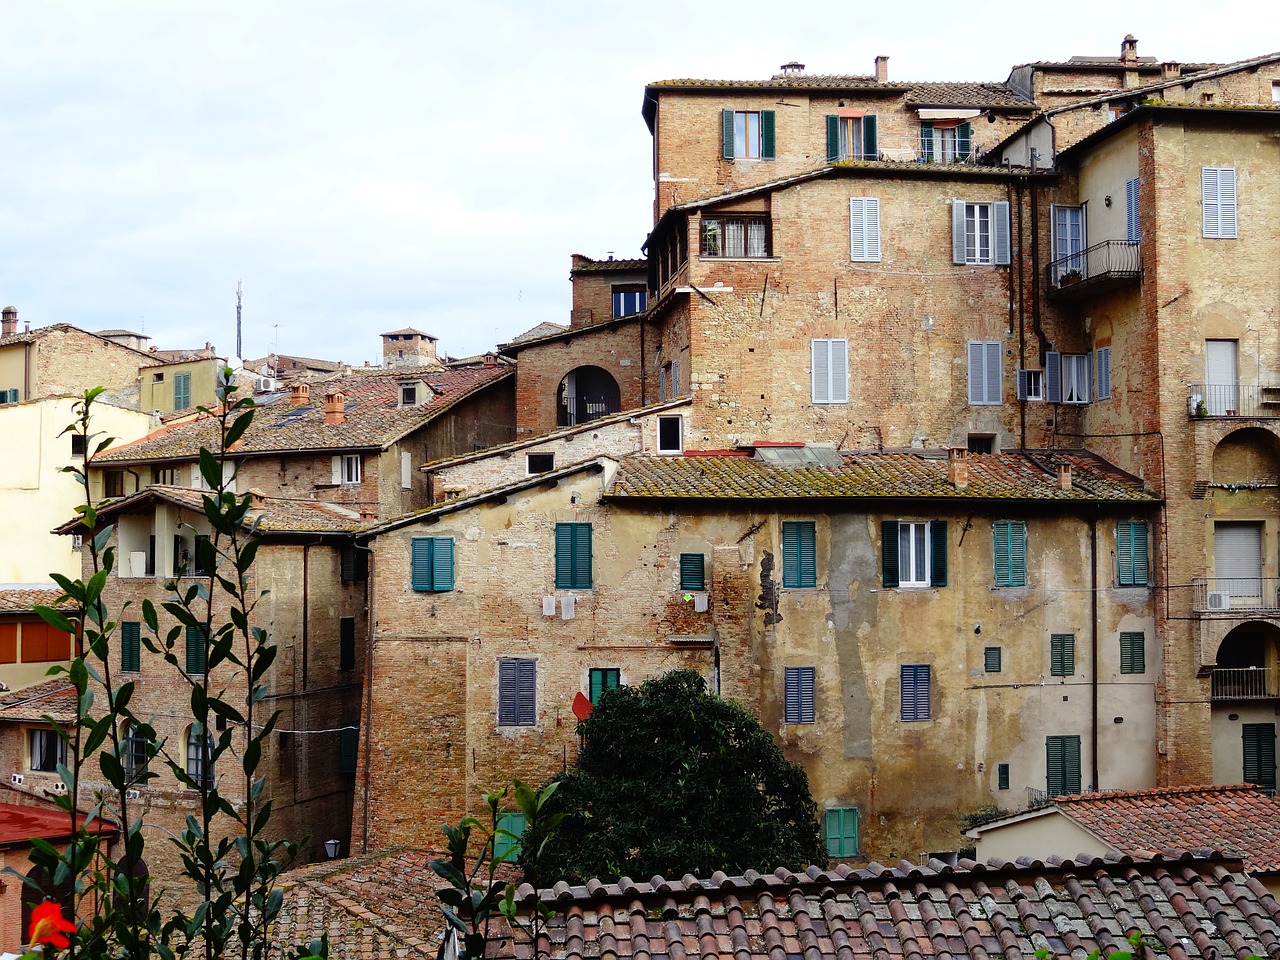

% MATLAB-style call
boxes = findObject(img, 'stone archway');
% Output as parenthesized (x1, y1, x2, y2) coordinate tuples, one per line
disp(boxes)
(557, 366, 621, 427)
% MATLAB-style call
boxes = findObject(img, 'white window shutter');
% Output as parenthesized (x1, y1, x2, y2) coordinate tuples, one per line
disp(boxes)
(812, 339, 831, 403)
(332, 456, 342, 485)
(1219, 167, 1238, 238)
(968, 343, 984, 404)
(850, 198, 881, 262)
(984, 342, 1001, 403)
(1097, 346, 1112, 400)
(993, 201, 1011, 265)
(401, 451, 412, 489)
(1202, 167, 1220, 237)
(830, 339, 849, 403)
(951, 201, 967, 264)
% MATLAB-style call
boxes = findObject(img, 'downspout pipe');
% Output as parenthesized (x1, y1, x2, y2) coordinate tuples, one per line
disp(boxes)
(1090, 513, 1100, 792)
(359, 543, 375, 854)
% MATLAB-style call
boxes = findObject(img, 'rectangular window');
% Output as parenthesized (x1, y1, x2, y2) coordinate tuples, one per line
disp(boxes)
(825, 807, 859, 858)
(1017, 369, 1044, 401)
(1044, 351, 1093, 404)
(984, 646, 1002, 673)
(952, 201, 1011, 265)
(498, 658, 536, 726)
(121, 621, 141, 673)
(826, 114, 878, 161)
(411, 537, 455, 592)
(612, 287, 647, 318)
(400, 384, 418, 406)
(29, 729, 67, 773)
(657, 415, 683, 454)
(1116, 520, 1149, 586)
(900, 664, 931, 721)
(1046, 734, 1082, 796)
(1096, 346, 1111, 400)
(0, 388, 19, 403)
(784, 666, 816, 724)
(493, 811, 527, 860)
(781, 521, 817, 588)
(589, 667, 620, 705)
(1202, 166, 1238, 239)
(340, 545, 368, 583)
(527, 453, 555, 474)
(997, 763, 1010, 790)
(339, 726, 358, 775)
(1051, 634, 1075, 677)
(968, 341, 1002, 405)
(334, 454, 362, 485)
(1126, 177, 1140, 243)
(1243, 723, 1277, 790)
(555, 522, 592, 589)
(173, 372, 191, 410)
(185, 624, 208, 676)
(881, 520, 947, 588)
(1052, 204, 1086, 277)
(70, 434, 86, 458)
(679, 553, 706, 591)
(105, 470, 126, 498)
(920, 120, 972, 162)
(993, 521, 1027, 587)
(701, 216, 771, 258)
(1120, 631, 1145, 675)
(152, 466, 178, 485)
(811, 339, 849, 404)
(339, 617, 356, 671)
(848, 197, 882, 262)
(721, 109, 775, 160)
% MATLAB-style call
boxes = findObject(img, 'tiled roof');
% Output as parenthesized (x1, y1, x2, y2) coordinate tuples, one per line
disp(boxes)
(1051, 784, 1280, 873)
(381, 327, 437, 339)
(93, 365, 511, 462)
(506, 321, 570, 345)
(0, 322, 149, 357)
(506, 853, 1280, 960)
(904, 81, 1035, 108)
(0, 679, 78, 724)
(607, 449, 1156, 503)
(571, 259, 648, 273)
(0, 588, 70, 613)
(0, 799, 117, 846)
(645, 76, 1032, 108)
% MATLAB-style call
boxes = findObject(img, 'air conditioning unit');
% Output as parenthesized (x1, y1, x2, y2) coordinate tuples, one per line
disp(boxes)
(1207, 591, 1231, 611)
(10, 773, 24, 785)
(125, 789, 141, 801)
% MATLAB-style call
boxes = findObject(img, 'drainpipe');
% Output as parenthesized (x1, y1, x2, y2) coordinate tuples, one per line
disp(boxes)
(1015, 177, 1028, 449)
(1090, 513, 1100, 791)
(360, 544, 375, 855)
(302, 545, 310, 690)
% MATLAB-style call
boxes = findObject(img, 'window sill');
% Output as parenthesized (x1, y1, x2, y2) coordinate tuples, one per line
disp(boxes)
(698, 256, 780, 263)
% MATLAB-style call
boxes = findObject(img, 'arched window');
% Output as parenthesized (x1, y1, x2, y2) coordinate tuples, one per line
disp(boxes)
(186, 724, 214, 789)
(557, 366, 621, 427)
(123, 722, 148, 781)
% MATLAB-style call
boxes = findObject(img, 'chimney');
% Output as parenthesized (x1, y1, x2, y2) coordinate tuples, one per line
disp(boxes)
(875, 56, 889, 82)
(1161, 61, 1182, 80)
(483, 352, 497, 368)
(290, 382, 310, 406)
(779, 61, 805, 77)
(1121, 34, 1138, 63)
(1057, 463, 1073, 491)
(1, 306, 17, 337)
(948, 447, 969, 490)
(324, 391, 346, 425)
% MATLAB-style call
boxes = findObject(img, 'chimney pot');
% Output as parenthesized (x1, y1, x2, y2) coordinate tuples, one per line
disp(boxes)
(1057, 464, 1073, 491)
(1161, 60, 1182, 79)
(948, 447, 969, 489)
(290, 382, 311, 406)
(1121, 34, 1138, 62)
(875, 55, 889, 82)
(324, 391, 346, 425)
(1, 306, 17, 338)
(779, 61, 805, 77)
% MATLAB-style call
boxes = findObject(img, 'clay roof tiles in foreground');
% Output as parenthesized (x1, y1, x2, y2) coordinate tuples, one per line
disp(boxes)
(0, 588, 70, 613)
(0, 678, 78, 724)
(505, 853, 1280, 960)
(607, 449, 1156, 503)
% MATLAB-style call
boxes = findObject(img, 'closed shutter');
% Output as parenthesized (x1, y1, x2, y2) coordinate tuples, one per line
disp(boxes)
(1051, 634, 1075, 676)
(968, 342, 1001, 405)
(920, 122, 935, 161)
(411, 538, 434, 591)
(1243, 723, 1277, 790)
(812, 340, 830, 403)
(121, 621, 141, 673)
(338, 726, 358, 775)
(1120, 632, 1145, 674)
(185, 625, 207, 675)
(401, 451, 412, 489)
(997, 763, 1010, 790)
(900, 664, 930, 721)
(589, 667, 619, 704)
(679, 553, 706, 591)
(1126, 177, 1140, 242)
(784, 666, 815, 723)
(1045, 352, 1062, 403)
(993, 201, 1011, 265)
(825, 807, 858, 858)
(849, 198, 881, 262)
(951, 201, 967, 264)
(994, 521, 1026, 586)
(499, 659, 537, 726)
(1096, 346, 1112, 400)
(863, 115, 877, 158)
(957, 121, 972, 160)
(930, 520, 948, 587)
(984, 646, 1002, 673)
(882, 520, 900, 588)
(826, 115, 840, 162)
(1117, 521, 1149, 586)
(760, 111, 776, 159)
(1046, 734, 1081, 796)
(1215, 522, 1263, 600)
(1203, 167, 1239, 238)
(829, 339, 848, 403)
(721, 110, 735, 159)
(174, 373, 191, 410)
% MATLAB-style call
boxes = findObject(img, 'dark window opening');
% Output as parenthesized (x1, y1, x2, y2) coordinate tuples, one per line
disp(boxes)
(527, 453, 555, 474)
(557, 366, 620, 427)
(967, 434, 995, 454)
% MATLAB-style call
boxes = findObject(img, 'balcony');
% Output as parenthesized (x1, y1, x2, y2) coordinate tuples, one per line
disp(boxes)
(1187, 383, 1280, 419)
(1044, 240, 1140, 301)
(1211, 666, 1280, 700)
(1192, 577, 1280, 614)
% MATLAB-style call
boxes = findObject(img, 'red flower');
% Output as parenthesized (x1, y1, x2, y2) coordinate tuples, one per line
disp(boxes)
(28, 900, 76, 949)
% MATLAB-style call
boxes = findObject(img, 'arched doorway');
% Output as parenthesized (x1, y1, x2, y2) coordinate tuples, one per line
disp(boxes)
(557, 366, 620, 427)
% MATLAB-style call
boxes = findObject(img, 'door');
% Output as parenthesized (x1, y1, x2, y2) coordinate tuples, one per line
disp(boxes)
(1215, 521, 1263, 606)
(1206, 339, 1239, 415)
(1052, 205, 1085, 280)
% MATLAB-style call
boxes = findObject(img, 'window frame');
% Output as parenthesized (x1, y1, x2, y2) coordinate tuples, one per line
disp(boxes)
(992, 520, 1027, 587)
(700, 215, 772, 259)
(498, 658, 537, 727)
(526, 453, 555, 475)
(657, 415, 683, 455)
(1017, 369, 1044, 401)
(123, 722, 148, 780)
(554, 522, 593, 590)
(339, 454, 362, 485)
(1061, 353, 1092, 404)
(186, 723, 215, 789)
(984, 646, 1002, 673)
(882, 520, 947, 589)
(900, 664, 931, 721)
(411, 536, 455, 593)
(784, 665, 816, 724)
(611, 286, 647, 318)
(811, 339, 849, 404)
(721, 109, 775, 160)
(781, 521, 817, 589)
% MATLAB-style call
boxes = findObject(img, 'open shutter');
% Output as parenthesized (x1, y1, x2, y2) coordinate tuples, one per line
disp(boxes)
(518, 659, 536, 724)
(882, 520, 900, 587)
(1045, 352, 1062, 403)
(1117, 522, 1136, 585)
(401, 451, 412, 489)
(994, 523, 1010, 585)
(331, 456, 342, 485)
(957, 121, 972, 160)
(760, 110, 775, 159)
(951, 201, 967, 263)
(1126, 177, 1140, 242)
(411, 537, 433, 590)
(432, 537, 454, 591)
(920, 122, 934, 161)
(863, 114, 877, 158)
(1131, 522, 1149, 584)
(930, 521, 948, 587)
(721, 110, 735, 159)
(1096, 346, 1112, 400)
(1219, 167, 1238, 238)
(993, 201, 1011, 264)
(811, 340, 831, 403)
(829, 339, 848, 403)
(826, 115, 839, 162)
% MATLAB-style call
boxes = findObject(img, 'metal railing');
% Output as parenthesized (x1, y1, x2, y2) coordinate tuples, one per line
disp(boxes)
(1211, 666, 1280, 700)
(1187, 383, 1280, 419)
(1045, 239, 1140, 290)
(1192, 577, 1280, 613)
(558, 394, 621, 427)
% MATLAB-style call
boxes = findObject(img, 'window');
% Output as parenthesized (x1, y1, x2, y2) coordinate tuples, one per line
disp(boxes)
(1126, 177, 1140, 243)
(339, 617, 356, 671)
(882, 520, 947, 588)
(105, 470, 126, 498)
(589, 667, 619, 704)
(1243, 723, 1277, 790)
(701, 216, 770, 258)
(1050, 634, 1075, 677)
(826, 114, 878, 161)
(984, 647, 1002, 673)
(782, 521, 817, 588)
(997, 763, 1010, 790)
(554, 523, 592, 589)
(1045, 352, 1091, 404)
(339, 726, 358, 775)
(920, 121, 972, 162)
(527, 453, 555, 474)
(333, 454, 362, 485)
(993, 521, 1027, 587)
(1273, 81, 1280, 103)
(967, 342, 1002, 405)
(1052, 205, 1085, 277)
(612, 286, 647, 318)
(825, 807, 859, 858)
(186, 723, 214, 789)
(340, 545, 368, 583)
(400, 384, 418, 406)
(498, 658, 536, 726)
(1046, 734, 1082, 796)
(811, 339, 849, 404)
(411, 537, 455, 592)
(952, 201, 1011, 265)
(123, 722, 148, 780)
(1095, 346, 1111, 401)
(121, 620, 141, 672)
(848, 198, 881, 262)
(1017, 369, 1044, 401)
(967, 435, 995, 454)
(493, 811, 527, 860)
(173, 372, 191, 410)
(679, 553, 706, 591)
(1116, 521, 1149, 586)
(1202, 167, 1237, 239)
(29, 729, 66, 772)
(721, 109, 775, 160)
(70, 434, 86, 458)
(152, 371, 165, 384)
(0, 387, 18, 403)
(1120, 631, 1145, 675)
(657, 415, 683, 454)
(900, 664, 931, 721)
(185, 625, 208, 675)
(152, 466, 178, 485)
(784, 666, 815, 723)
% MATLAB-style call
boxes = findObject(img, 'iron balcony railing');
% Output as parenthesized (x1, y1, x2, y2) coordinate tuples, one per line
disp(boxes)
(1192, 577, 1280, 613)
(558, 394, 621, 427)
(1211, 666, 1280, 700)
(1187, 383, 1280, 419)
(1045, 239, 1140, 292)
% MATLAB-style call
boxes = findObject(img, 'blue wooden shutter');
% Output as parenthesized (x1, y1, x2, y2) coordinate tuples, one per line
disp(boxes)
(863, 115, 877, 158)
(121, 621, 141, 672)
(1045, 352, 1062, 403)
(1126, 177, 1140, 242)
(679, 553, 706, 591)
(494, 812, 527, 860)
(432, 538, 455, 591)
(784, 666, 815, 723)
(185, 625, 207, 675)
(826, 115, 839, 161)
(517, 658, 536, 724)
(920, 122, 934, 161)
(993, 201, 1011, 264)
(1243, 723, 1277, 789)
(951, 201, 967, 263)
(721, 110, 735, 159)
(882, 520, 900, 587)
(760, 110, 776, 159)
(957, 121, 972, 160)
(900, 665, 930, 721)
(1096, 347, 1111, 400)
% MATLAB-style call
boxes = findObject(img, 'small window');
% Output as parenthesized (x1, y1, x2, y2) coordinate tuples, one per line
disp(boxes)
(1051, 634, 1075, 677)
(527, 453, 555, 474)
(339, 617, 356, 671)
(1116, 520, 1149, 586)
(721, 109, 775, 160)
(123, 722, 148, 779)
(784, 666, 816, 723)
(152, 466, 178, 485)
(340, 545, 369, 583)
(494, 811, 527, 860)
(612, 286, 647, 318)
(825, 807, 859, 858)
(701, 216, 771, 258)
(1120, 631, 1145, 674)
(812, 339, 849, 404)
(993, 521, 1027, 587)
(900, 664, 931, 721)
(173, 372, 191, 410)
(967, 342, 1002, 405)
(1046, 734, 1082, 796)
(952, 201, 1011, 265)
(70, 434, 86, 458)
(152, 372, 165, 384)
(498, 658, 536, 726)
(679, 553, 706, 591)
(29, 729, 66, 773)
(967, 435, 995, 455)
(338, 455, 362, 485)
(1017, 369, 1044, 401)
(411, 537, 455, 592)
(400, 384, 417, 406)
(1272, 80, 1280, 103)
(555, 523, 592, 590)
(185, 625, 208, 675)
(882, 520, 947, 589)
(121, 621, 141, 673)
(984, 646, 1002, 673)
(782, 521, 817, 588)
(1201, 167, 1237, 239)
(186, 723, 214, 789)
(920, 120, 972, 162)
(997, 763, 1010, 790)
(105, 470, 126, 499)
(589, 667, 620, 704)
(657, 416, 683, 454)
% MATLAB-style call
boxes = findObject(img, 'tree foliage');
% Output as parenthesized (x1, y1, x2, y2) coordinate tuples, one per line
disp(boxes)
(532, 670, 826, 884)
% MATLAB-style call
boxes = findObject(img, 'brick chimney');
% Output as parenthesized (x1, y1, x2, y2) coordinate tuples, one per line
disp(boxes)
(1, 306, 17, 337)
(1057, 463, 1073, 491)
(323, 391, 346, 425)
(948, 447, 969, 489)
(1161, 61, 1182, 80)
(290, 382, 310, 406)
(483, 352, 497, 368)
(875, 56, 889, 82)
(1120, 34, 1138, 63)
(779, 61, 805, 78)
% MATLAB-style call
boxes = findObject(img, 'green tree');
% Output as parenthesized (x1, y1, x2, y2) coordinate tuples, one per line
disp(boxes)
(533, 669, 826, 883)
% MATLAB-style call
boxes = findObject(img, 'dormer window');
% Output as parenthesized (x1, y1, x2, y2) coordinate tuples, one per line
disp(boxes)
(399, 380, 427, 407)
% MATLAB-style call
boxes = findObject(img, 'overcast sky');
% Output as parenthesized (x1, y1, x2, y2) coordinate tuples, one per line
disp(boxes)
(0, 1, 1269, 367)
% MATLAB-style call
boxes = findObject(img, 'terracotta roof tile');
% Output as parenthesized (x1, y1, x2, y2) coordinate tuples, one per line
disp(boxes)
(0, 679, 78, 724)
(646, 76, 1033, 108)
(571, 259, 648, 272)
(0, 589, 72, 613)
(73, 485, 368, 535)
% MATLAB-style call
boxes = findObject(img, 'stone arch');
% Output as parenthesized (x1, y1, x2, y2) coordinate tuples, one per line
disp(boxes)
(1212, 427, 1280, 486)
(1210, 621, 1280, 699)
(557, 366, 620, 427)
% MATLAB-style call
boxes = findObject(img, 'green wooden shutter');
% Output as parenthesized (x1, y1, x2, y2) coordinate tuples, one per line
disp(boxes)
(1117, 521, 1149, 586)
(863, 115, 877, 159)
(174, 373, 191, 410)
(1243, 723, 1277, 790)
(494, 812, 527, 860)
(721, 109, 735, 159)
(984, 647, 1002, 673)
(993, 522, 1010, 585)
(798, 522, 816, 587)
(998, 763, 1010, 789)
(1011, 521, 1027, 585)
(920, 122, 934, 161)
(1051, 634, 1075, 676)
(930, 520, 948, 586)
(825, 807, 858, 858)
(882, 520, 900, 587)
(589, 667, 620, 704)
(432, 538, 455, 591)
(957, 121, 972, 160)
(555, 524, 573, 588)
(338, 726, 358, 775)
(572, 523, 592, 588)
(760, 110, 776, 159)
(1120, 632, 1145, 674)
(411, 537, 434, 590)
(121, 621, 141, 673)
(1046, 734, 1081, 796)
(826, 115, 839, 162)
(185, 625, 207, 675)
(679, 553, 706, 591)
